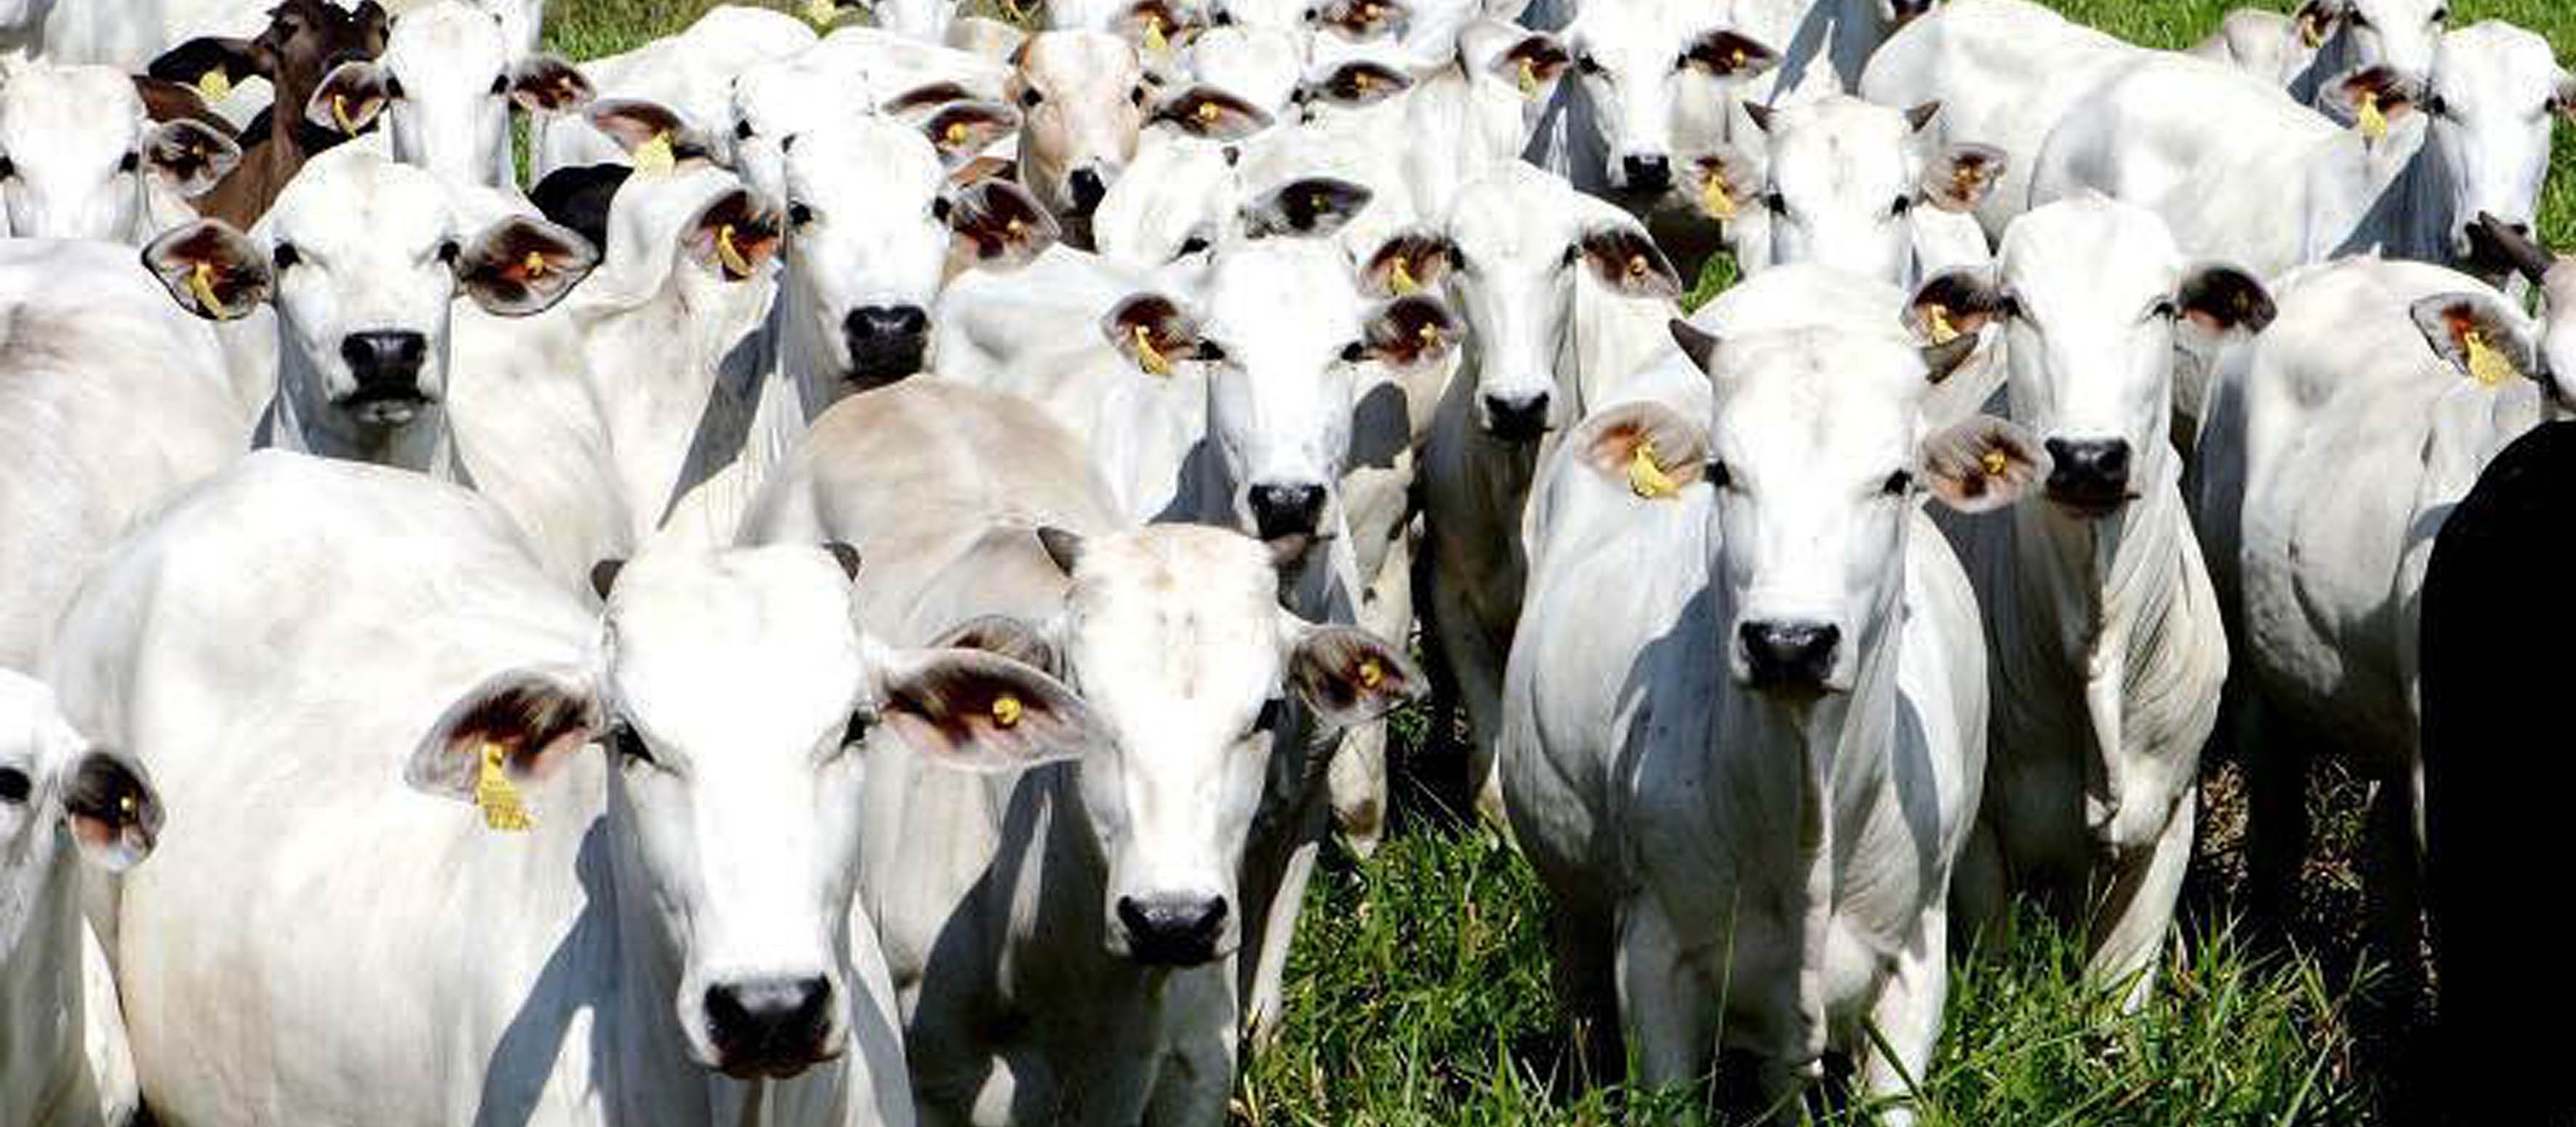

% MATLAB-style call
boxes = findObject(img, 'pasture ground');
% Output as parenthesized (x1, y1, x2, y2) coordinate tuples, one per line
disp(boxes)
(537, 0, 2576, 1120)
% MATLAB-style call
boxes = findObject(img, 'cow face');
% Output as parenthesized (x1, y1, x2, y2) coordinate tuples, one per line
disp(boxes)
(1010, 31, 1151, 220)
(1917, 199, 2272, 517)
(1558, 1, 1773, 198)
(1716, 96, 2001, 285)
(2299, 0, 2447, 80)
(1182, 26, 1305, 119)
(318, 1, 591, 189)
(0, 673, 162, 966)
(774, 116, 1055, 410)
(971, 527, 1413, 966)
(140, 150, 594, 453)
(2420, 25, 2572, 261)
(0, 64, 239, 242)
(405, 546, 1089, 1080)
(1092, 133, 1244, 268)
(1671, 322, 2039, 695)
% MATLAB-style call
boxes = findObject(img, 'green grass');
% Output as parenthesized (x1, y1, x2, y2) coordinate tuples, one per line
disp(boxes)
(540, 0, 2576, 1121)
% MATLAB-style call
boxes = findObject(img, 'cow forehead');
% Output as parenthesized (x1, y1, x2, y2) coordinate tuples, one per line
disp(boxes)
(1063, 527, 1285, 706)
(385, 4, 511, 79)
(785, 119, 943, 202)
(2432, 25, 2561, 108)
(1448, 170, 1583, 262)
(1024, 31, 1140, 87)
(1769, 100, 1916, 189)
(2000, 200, 2181, 308)
(1202, 241, 1365, 341)
(601, 550, 866, 734)
(271, 151, 460, 248)
(737, 62, 866, 136)
(1569, 0, 1710, 57)
(1714, 330, 1924, 466)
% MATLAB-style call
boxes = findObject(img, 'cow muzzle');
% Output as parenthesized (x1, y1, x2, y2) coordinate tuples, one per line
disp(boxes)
(1248, 482, 1328, 541)
(840, 305, 930, 389)
(1620, 154, 1673, 194)
(1116, 893, 1229, 966)
(1738, 619, 1841, 696)
(338, 330, 432, 425)
(703, 974, 840, 1079)
(2042, 437, 2132, 517)
(1479, 390, 1553, 442)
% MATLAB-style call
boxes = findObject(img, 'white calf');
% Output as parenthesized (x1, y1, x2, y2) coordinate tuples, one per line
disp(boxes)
(1703, 93, 2001, 288)
(310, 0, 592, 190)
(0, 63, 236, 242)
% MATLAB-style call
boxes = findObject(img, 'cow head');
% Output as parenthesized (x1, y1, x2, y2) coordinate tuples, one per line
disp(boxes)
(1711, 95, 2003, 284)
(2417, 24, 2573, 264)
(943, 526, 1414, 966)
(1558, 1, 1774, 199)
(311, 1, 591, 189)
(2296, 0, 2447, 80)
(1179, 26, 1305, 120)
(0, 672, 162, 966)
(140, 149, 595, 460)
(2413, 223, 2576, 412)
(0, 63, 239, 242)
(1669, 317, 2038, 696)
(1009, 31, 1151, 221)
(148, 0, 391, 157)
(405, 546, 1091, 1080)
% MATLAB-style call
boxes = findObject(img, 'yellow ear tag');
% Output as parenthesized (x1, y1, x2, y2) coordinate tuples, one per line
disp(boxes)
(1143, 15, 1169, 53)
(1628, 439, 1680, 499)
(804, 0, 839, 26)
(1700, 175, 1736, 220)
(2300, 17, 2325, 49)
(716, 223, 755, 278)
(1133, 324, 1172, 375)
(1389, 257, 1420, 295)
(331, 93, 359, 135)
(473, 742, 535, 832)
(1980, 447, 2009, 479)
(633, 131, 677, 175)
(1417, 319, 1440, 347)
(1517, 58, 1541, 99)
(2463, 328, 2516, 388)
(1196, 100, 1223, 125)
(198, 68, 234, 102)
(119, 792, 138, 817)
(1730, 47, 1747, 69)
(188, 262, 231, 319)
(2356, 90, 2389, 142)
(991, 693, 1025, 728)
(521, 250, 548, 279)
(944, 120, 972, 149)
(1924, 303, 1960, 345)
(1627, 253, 1651, 279)
(1357, 658, 1385, 690)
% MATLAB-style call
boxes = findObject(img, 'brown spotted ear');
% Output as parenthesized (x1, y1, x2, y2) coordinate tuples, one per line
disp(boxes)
(1904, 100, 1942, 132)
(1361, 230, 1459, 298)
(1887, 0, 1940, 25)
(404, 666, 601, 804)
(2553, 71, 2576, 123)
(2410, 292, 2543, 387)
(1300, 60, 1412, 110)
(1577, 224, 1682, 299)
(455, 215, 599, 316)
(1361, 294, 1458, 371)
(874, 648, 1095, 773)
(947, 154, 1016, 187)
(1907, 268, 2008, 343)
(1920, 415, 2048, 514)
(1679, 29, 1780, 80)
(884, 81, 981, 116)
(1116, 0, 1196, 53)
(928, 614, 1060, 676)
(1103, 292, 1209, 374)
(140, 219, 272, 322)
(60, 749, 162, 873)
(1492, 32, 1569, 97)
(1241, 176, 1372, 239)
(1922, 143, 2004, 212)
(947, 178, 1059, 268)
(679, 187, 784, 282)
(923, 100, 1020, 168)
(1312, 0, 1409, 40)
(1690, 146, 1762, 222)
(1151, 85, 1273, 140)
(1668, 317, 1720, 374)
(2177, 264, 2275, 335)
(142, 119, 241, 198)
(2293, 0, 2341, 48)
(1287, 624, 1420, 728)
(130, 76, 233, 137)
(304, 60, 391, 136)
(146, 36, 270, 87)
(585, 98, 708, 165)
(2321, 65, 2423, 135)
(1573, 400, 1708, 497)
(508, 56, 595, 115)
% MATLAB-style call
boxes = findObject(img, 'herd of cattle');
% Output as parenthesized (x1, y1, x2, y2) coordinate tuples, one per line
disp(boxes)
(0, 0, 2567, 1122)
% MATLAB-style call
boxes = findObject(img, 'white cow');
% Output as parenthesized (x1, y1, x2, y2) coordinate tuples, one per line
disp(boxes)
(1505, 280, 2025, 1117)
(740, 381, 1417, 1125)
(0, 62, 236, 242)
(2191, 0, 2447, 101)
(1701, 92, 2001, 288)
(0, 241, 250, 674)
(1009, 31, 1151, 231)
(0, 672, 161, 1127)
(306, 0, 593, 191)
(44, 450, 1093, 1126)
(532, 4, 817, 178)
(1917, 198, 2268, 1003)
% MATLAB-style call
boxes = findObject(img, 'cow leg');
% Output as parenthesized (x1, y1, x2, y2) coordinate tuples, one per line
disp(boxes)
(1949, 816, 2009, 959)
(2242, 696, 2311, 941)
(1617, 896, 1716, 1088)
(2085, 796, 2195, 1011)
(1857, 907, 1948, 1127)
(1239, 780, 1330, 1052)
(1546, 894, 1624, 1083)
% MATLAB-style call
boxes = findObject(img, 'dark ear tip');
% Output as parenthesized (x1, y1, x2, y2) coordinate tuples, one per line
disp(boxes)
(589, 559, 625, 600)
(823, 541, 863, 581)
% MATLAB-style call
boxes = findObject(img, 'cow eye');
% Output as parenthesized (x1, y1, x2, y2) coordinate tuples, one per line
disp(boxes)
(489, 73, 508, 95)
(1129, 85, 1148, 107)
(436, 239, 461, 265)
(1175, 234, 1210, 257)
(1890, 194, 1912, 216)
(931, 196, 951, 222)
(1705, 458, 1734, 489)
(610, 725, 655, 765)
(119, 151, 140, 173)
(1881, 469, 1913, 496)
(842, 709, 878, 748)
(1762, 191, 1788, 214)
(1339, 341, 1367, 363)
(1213, 9, 1233, 23)
(1018, 88, 1044, 108)
(0, 156, 15, 179)
(385, 76, 406, 101)
(1575, 52, 1603, 76)
(1197, 340, 1228, 362)
(788, 201, 815, 226)
(2420, 94, 2448, 118)
(1251, 697, 1285, 734)
(2151, 298, 2178, 320)
(0, 766, 28, 805)
(2431, 7, 2449, 23)
(2348, 12, 2371, 28)
(734, 119, 755, 140)
(273, 242, 301, 270)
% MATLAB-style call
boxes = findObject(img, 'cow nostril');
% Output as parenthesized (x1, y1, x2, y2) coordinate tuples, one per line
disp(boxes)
(1479, 391, 1551, 442)
(1116, 894, 1229, 965)
(1738, 620, 1841, 690)
(703, 975, 833, 1074)
(1622, 154, 1673, 192)
(1248, 482, 1327, 541)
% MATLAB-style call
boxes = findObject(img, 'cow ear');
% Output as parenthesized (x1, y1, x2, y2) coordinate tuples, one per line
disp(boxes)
(1361, 294, 1459, 372)
(1300, 61, 1412, 111)
(1103, 292, 1208, 375)
(2293, 0, 2343, 48)
(2320, 65, 2423, 137)
(1313, 0, 1408, 40)
(1920, 415, 2048, 514)
(2411, 292, 2544, 389)
(1361, 230, 1458, 298)
(2177, 263, 2276, 337)
(147, 36, 269, 87)
(680, 187, 784, 282)
(508, 55, 595, 116)
(947, 178, 1059, 268)
(1116, 0, 1195, 54)
(404, 666, 601, 808)
(1287, 624, 1420, 728)
(1241, 176, 1372, 239)
(142, 119, 241, 198)
(1577, 224, 1682, 299)
(928, 614, 1061, 677)
(1152, 85, 1273, 141)
(456, 215, 599, 316)
(1921, 143, 2005, 212)
(1690, 146, 1762, 223)
(873, 648, 1095, 773)
(1572, 401, 1708, 499)
(1679, 29, 1780, 80)
(1908, 267, 2008, 343)
(60, 749, 163, 873)
(1905, 100, 1942, 133)
(1489, 32, 1569, 99)
(883, 81, 979, 116)
(1668, 317, 1721, 374)
(305, 60, 393, 137)
(141, 220, 272, 322)
(585, 98, 708, 169)
(923, 100, 1020, 168)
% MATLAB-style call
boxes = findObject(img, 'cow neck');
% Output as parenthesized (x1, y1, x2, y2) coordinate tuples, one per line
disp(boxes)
(578, 259, 772, 538)
(0, 853, 89, 1126)
(2316, 116, 2449, 265)
(260, 372, 466, 482)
